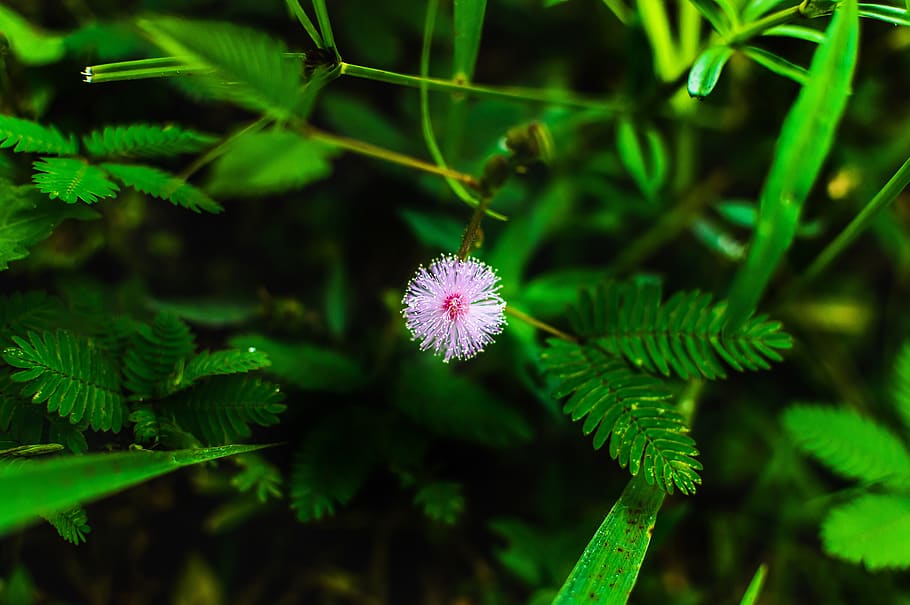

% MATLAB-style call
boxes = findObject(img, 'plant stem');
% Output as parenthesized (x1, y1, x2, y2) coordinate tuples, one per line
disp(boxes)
(302, 126, 481, 189)
(179, 116, 271, 181)
(285, 0, 324, 47)
(311, 0, 338, 58)
(457, 196, 492, 258)
(505, 306, 578, 343)
(724, 5, 801, 46)
(340, 63, 624, 112)
(636, 0, 679, 80)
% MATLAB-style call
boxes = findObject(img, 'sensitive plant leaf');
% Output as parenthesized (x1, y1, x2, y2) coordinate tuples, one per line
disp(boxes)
(138, 18, 300, 117)
(688, 0, 731, 34)
(519, 268, 607, 318)
(541, 340, 702, 494)
(742, 46, 809, 86)
(122, 312, 195, 400)
(103, 163, 223, 214)
(615, 120, 667, 201)
(179, 349, 272, 388)
(42, 505, 90, 545)
(821, 494, 910, 570)
(83, 124, 217, 158)
(0, 444, 269, 537)
(146, 297, 260, 328)
(231, 453, 283, 502)
(552, 473, 665, 605)
(32, 158, 119, 205)
(395, 358, 533, 448)
(228, 333, 363, 392)
(206, 131, 335, 197)
(858, 3, 910, 27)
(738, 565, 768, 605)
(0, 292, 65, 345)
(782, 404, 910, 485)
(892, 342, 910, 434)
(414, 481, 464, 524)
(453, 0, 487, 81)
(0, 115, 77, 155)
(688, 46, 735, 98)
(724, 0, 858, 330)
(3, 330, 124, 432)
(160, 375, 285, 445)
(0, 5, 66, 65)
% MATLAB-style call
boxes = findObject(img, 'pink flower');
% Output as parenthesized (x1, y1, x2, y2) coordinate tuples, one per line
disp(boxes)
(402, 254, 506, 362)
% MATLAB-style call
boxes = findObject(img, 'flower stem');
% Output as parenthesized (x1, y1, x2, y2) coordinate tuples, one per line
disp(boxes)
(505, 307, 578, 343)
(457, 196, 492, 259)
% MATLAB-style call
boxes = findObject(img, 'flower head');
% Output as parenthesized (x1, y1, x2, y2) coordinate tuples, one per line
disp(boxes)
(402, 254, 506, 362)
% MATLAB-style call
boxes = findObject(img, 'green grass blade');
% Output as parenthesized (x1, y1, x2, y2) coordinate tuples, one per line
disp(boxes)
(742, 46, 808, 86)
(285, 0, 323, 46)
(453, 0, 487, 82)
(724, 0, 858, 330)
(688, 46, 734, 98)
(552, 473, 665, 605)
(738, 564, 768, 605)
(0, 444, 269, 536)
(311, 0, 337, 56)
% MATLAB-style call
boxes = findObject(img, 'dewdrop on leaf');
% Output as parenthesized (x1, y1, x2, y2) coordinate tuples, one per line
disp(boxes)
(401, 254, 506, 362)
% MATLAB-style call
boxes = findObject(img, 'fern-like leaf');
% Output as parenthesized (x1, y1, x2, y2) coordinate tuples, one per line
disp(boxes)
(178, 349, 271, 389)
(83, 124, 217, 158)
(541, 339, 702, 494)
(821, 494, 910, 570)
(568, 279, 792, 380)
(290, 412, 375, 522)
(159, 375, 285, 445)
(32, 158, 119, 204)
(0, 114, 77, 155)
(102, 163, 223, 214)
(43, 505, 91, 545)
(138, 18, 300, 117)
(892, 342, 910, 435)
(781, 404, 910, 486)
(2, 330, 124, 432)
(231, 453, 282, 502)
(0, 291, 64, 346)
(122, 312, 195, 400)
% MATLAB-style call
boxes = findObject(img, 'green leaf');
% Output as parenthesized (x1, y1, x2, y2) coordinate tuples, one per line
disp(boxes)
(688, 46, 735, 98)
(3, 330, 124, 432)
(615, 120, 668, 201)
(552, 473, 665, 605)
(180, 349, 271, 388)
(738, 565, 768, 605)
(138, 18, 301, 117)
(395, 358, 533, 448)
(0, 184, 97, 271)
(821, 494, 910, 570)
(32, 158, 119, 204)
(0, 5, 65, 65)
(122, 312, 195, 400)
(229, 333, 363, 392)
(399, 209, 463, 251)
(0, 292, 65, 345)
(541, 340, 702, 494)
(103, 163, 223, 214)
(724, 0, 859, 330)
(688, 0, 731, 34)
(160, 375, 285, 445)
(231, 453, 282, 502)
(0, 114, 77, 155)
(568, 279, 792, 380)
(781, 404, 910, 485)
(742, 0, 789, 21)
(453, 0, 487, 81)
(43, 505, 91, 545)
(763, 25, 826, 44)
(146, 297, 260, 328)
(206, 131, 336, 197)
(893, 342, 910, 434)
(83, 124, 217, 158)
(742, 46, 809, 86)
(858, 3, 910, 27)
(0, 444, 268, 537)
(414, 481, 464, 524)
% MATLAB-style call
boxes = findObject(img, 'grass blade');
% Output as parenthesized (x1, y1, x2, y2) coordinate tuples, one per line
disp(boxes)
(453, 0, 487, 82)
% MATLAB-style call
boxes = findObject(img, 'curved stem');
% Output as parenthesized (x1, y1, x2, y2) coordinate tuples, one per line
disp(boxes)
(505, 307, 578, 343)
(724, 5, 801, 46)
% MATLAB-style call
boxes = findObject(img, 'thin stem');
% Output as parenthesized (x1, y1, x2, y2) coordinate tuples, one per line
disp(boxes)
(302, 125, 481, 189)
(84, 65, 207, 83)
(724, 5, 801, 46)
(793, 155, 910, 292)
(285, 0, 324, 47)
(311, 0, 339, 58)
(505, 306, 578, 343)
(457, 196, 492, 258)
(340, 63, 624, 113)
(178, 116, 271, 181)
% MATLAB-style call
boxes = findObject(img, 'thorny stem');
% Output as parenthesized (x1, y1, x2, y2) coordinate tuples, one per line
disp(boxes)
(505, 307, 578, 343)
(301, 126, 482, 189)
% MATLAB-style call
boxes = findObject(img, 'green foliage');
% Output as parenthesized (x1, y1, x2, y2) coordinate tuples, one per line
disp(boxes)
(122, 312, 195, 400)
(568, 279, 792, 380)
(231, 453, 282, 502)
(0, 444, 269, 536)
(159, 375, 285, 445)
(102, 163, 223, 214)
(43, 505, 91, 545)
(138, 18, 301, 117)
(615, 120, 667, 201)
(180, 349, 272, 387)
(83, 124, 217, 158)
(453, 0, 487, 81)
(413, 481, 464, 524)
(290, 413, 375, 522)
(688, 46, 734, 98)
(32, 158, 119, 204)
(0, 292, 65, 346)
(0, 5, 65, 66)
(542, 339, 701, 495)
(892, 342, 910, 432)
(0, 114, 77, 155)
(821, 494, 910, 570)
(781, 404, 910, 486)
(3, 330, 125, 432)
